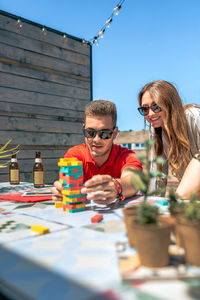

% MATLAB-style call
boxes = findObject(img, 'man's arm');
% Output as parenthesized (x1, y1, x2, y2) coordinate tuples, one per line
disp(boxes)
(81, 169, 137, 205)
(176, 156, 200, 199)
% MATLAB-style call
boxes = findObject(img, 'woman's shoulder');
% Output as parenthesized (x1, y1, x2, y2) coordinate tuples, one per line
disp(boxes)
(185, 106, 200, 121)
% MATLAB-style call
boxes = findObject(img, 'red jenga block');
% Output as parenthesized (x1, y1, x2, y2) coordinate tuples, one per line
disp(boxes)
(65, 186, 82, 192)
(63, 176, 83, 185)
(91, 214, 103, 223)
(62, 204, 67, 211)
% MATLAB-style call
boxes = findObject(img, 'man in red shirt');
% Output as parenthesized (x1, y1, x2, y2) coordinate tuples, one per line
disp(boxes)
(52, 100, 142, 205)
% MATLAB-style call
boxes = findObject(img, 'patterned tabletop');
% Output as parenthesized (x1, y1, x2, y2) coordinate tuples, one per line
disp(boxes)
(0, 182, 199, 300)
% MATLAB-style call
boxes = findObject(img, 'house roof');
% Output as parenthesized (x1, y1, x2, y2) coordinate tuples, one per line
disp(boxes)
(114, 130, 150, 144)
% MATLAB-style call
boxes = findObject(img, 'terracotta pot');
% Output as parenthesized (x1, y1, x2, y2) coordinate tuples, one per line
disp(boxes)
(158, 215, 182, 246)
(133, 223, 173, 268)
(122, 206, 138, 248)
(176, 222, 200, 266)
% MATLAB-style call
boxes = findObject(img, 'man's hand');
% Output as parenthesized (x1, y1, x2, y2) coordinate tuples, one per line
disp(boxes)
(51, 180, 63, 202)
(81, 175, 118, 205)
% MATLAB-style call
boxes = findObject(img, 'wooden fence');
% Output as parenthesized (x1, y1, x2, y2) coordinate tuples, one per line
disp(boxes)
(0, 10, 92, 184)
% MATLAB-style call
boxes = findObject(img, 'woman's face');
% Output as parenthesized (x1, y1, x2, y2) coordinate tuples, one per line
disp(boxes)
(141, 91, 165, 128)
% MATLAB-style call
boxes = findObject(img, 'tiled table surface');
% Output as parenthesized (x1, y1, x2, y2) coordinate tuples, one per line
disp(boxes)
(0, 182, 199, 300)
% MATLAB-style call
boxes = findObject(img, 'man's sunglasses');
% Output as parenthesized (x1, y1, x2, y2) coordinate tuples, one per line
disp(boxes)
(137, 102, 162, 116)
(83, 127, 115, 140)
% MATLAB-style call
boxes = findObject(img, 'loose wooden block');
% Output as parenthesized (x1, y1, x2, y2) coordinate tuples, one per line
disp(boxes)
(30, 224, 50, 234)
(91, 214, 103, 223)
(55, 202, 63, 208)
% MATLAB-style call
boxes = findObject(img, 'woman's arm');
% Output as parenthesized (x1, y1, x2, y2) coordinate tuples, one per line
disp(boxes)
(176, 156, 200, 199)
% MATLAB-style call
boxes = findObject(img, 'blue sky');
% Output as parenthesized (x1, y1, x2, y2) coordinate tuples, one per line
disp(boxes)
(1, 0, 200, 131)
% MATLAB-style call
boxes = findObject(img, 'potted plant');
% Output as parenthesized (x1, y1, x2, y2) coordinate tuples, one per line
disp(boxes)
(123, 140, 173, 267)
(168, 187, 200, 266)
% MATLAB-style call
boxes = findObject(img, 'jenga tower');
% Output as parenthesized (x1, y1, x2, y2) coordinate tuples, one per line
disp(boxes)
(57, 158, 86, 213)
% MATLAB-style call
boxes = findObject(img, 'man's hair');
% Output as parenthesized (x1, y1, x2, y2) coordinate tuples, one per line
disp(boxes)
(84, 100, 117, 126)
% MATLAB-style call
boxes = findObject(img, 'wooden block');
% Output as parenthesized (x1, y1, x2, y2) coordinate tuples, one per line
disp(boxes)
(59, 158, 77, 163)
(91, 214, 103, 223)
(62, 190, 82, 196)
(65, 207, 86, 213)
(55, 202, 63, 208)
(30, 224, 50, 234)
(62, 186, 82, 192)
(66, 203, 85, 209)
(63, 196, 86, 203)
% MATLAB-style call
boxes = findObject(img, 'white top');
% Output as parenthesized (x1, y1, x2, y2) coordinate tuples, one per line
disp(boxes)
(150, 106, 200, 190)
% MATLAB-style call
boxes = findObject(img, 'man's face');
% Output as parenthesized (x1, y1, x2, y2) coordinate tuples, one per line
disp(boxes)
(84, 115, 118, 158)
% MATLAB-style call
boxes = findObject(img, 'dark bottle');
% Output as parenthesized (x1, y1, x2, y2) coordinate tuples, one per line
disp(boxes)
(9, 154, 20, 184)
(33, 152, 44, 188)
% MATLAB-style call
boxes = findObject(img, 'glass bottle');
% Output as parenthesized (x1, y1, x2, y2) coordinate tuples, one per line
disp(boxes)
(9, 154, 20, 184)
(33, 152, 44, 188)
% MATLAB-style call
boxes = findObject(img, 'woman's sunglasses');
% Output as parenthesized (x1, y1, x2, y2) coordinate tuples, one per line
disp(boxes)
(137, 103, 162, 116)
(83, 127, 115, 140)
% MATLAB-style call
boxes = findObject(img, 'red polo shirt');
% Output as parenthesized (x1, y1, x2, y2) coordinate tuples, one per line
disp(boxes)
(64, 144, 142, 182)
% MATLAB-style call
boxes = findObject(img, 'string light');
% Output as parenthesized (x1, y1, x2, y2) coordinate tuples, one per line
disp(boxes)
(41, 26, 47, 36)
(62, 33, 67, 42)
(98, 29, 105, 38)
(105, 17, 112, 28)
(113, 4, 121, 16)
(89, 0, 126, 46)
(16, 18, 23, 29)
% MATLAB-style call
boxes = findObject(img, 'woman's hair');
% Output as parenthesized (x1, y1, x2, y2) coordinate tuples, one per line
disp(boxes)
(84, 100, 117, 127)
(138, 80, 192, 179)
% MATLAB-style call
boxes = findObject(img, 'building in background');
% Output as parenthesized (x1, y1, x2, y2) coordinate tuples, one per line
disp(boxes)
(114, 130, 149, 156)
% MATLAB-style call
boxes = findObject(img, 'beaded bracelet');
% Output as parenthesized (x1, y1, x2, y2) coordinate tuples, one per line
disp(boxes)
(113, 178, 125, 201)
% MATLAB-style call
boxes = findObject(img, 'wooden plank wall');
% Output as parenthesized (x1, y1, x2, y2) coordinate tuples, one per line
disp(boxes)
(0, 10, 92, 184)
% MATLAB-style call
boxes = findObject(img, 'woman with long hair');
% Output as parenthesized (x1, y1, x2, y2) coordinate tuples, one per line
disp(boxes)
(138, 80, 200, 199)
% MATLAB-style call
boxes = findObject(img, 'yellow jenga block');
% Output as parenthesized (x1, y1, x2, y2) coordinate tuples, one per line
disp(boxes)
(55, 202, 63, 208)
(63, 197, 81, 203)
(73, 203, 85, 209)
(59, 158, 77, 163)
(58, 161, 72, 167)
(59, 179, 63, 184)
(62, 190, 81, 196)
(30, 225, 50, 234)
(70, 161, 82, 166)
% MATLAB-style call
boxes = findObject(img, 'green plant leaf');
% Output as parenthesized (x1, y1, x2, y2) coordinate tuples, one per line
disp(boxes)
(137, 201, 159, 224)
(154, 157, 166, 165)
(150, 171, 165, 178)
(131, 173, 147, 193)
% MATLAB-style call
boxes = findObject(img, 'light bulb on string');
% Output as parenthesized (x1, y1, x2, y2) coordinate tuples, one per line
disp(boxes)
(113, 5, 121, 15)
(16, 18, 23, 29)
(62, 33, 67, 42)
(82, 39, 88, 45)
(105, 17, 112, 28)
(41, 26, 47, 36)
(93, 38, 99, 46)
(98, 29, 105, 38)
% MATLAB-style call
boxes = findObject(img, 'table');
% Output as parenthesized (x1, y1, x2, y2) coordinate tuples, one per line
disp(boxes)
(0, 182, 199, 300)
